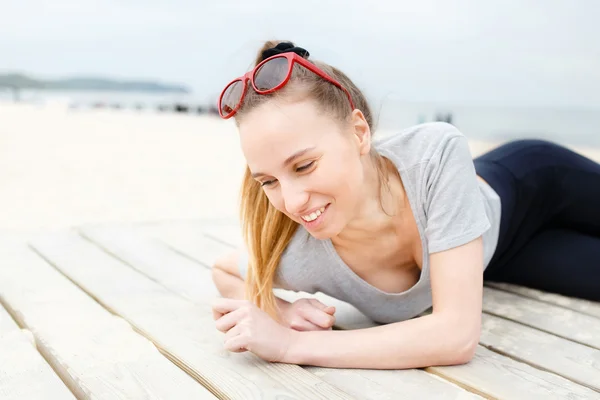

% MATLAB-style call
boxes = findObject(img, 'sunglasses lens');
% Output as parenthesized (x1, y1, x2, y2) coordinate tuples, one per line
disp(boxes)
(254, 56, 289, 91)
(220, 80, 244, 116)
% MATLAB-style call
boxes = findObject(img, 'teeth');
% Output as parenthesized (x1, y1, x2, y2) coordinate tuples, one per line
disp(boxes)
(301, 206, 326, 222)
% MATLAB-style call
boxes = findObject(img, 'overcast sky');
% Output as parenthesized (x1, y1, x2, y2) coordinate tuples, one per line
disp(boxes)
(2, 0, 599, 108)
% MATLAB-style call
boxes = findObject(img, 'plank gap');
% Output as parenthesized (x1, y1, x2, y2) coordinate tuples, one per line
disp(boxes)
(158, 240, 214, 271)
(0, 293, 81, 400)
(203, 233, 238, 249)
(423, 368, 494, 400)
(478, 342, 600, 394)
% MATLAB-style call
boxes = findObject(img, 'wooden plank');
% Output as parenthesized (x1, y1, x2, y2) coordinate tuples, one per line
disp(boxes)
(136, 223, 236, 267)
(30, 230, 356, 400)
(483, 287, 600, 349)
(79, 224, 222, 303)
(78, 225, 486, 399)
(0, 240, 216, 400)
(430, 346, 598, 400)
(0, 303, 22, 334)
(0, 305, 76, 400)
(203, 226, 243, 248)
(480, 313, 600, 391)
(486, 282, 600, 319)
(134, 220, 243, 250)
(306, 367, 483, 400)
(135, 222, 236, 267)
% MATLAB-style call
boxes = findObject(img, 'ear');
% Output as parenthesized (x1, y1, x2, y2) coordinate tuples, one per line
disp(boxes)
(350, 109, 371, 155)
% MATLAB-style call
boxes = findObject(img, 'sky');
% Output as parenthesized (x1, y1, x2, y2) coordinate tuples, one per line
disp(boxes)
(2, 0, 600, 108)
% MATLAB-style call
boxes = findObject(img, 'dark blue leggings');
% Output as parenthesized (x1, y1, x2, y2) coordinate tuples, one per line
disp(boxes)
(474, 139, 600, 302)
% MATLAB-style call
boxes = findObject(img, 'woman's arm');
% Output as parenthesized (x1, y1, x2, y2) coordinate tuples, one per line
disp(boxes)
(283, 237, 483, 369)
(212, 250, 292, 309)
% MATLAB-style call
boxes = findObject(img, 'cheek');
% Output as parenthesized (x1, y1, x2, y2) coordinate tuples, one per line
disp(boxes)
(263, 189, 285, 213)
(315, 157, 364, 201)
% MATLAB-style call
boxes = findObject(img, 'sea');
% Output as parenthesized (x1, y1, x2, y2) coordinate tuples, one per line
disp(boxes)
(2, 88, 599, 148)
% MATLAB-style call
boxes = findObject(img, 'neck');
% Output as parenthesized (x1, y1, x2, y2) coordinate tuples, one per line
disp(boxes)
(332, 155, 405, 247)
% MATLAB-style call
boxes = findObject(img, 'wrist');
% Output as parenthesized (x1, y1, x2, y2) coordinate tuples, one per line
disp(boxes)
(281, 328, 306, 364)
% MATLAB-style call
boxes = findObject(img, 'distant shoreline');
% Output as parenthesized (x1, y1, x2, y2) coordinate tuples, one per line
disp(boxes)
(0, 73, 190, 93)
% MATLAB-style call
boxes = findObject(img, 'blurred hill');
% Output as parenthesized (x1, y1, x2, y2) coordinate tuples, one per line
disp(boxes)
(0, 73, 190, 93)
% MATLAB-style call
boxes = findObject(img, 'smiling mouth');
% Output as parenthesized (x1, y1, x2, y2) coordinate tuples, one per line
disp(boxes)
(300, 204, 330, 223)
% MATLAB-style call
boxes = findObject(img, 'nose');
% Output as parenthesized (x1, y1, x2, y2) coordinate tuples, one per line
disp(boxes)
(280, 180, 309, 215)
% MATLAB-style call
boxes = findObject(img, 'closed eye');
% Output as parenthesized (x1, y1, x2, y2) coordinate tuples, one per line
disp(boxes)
(296, 161, 315, 172)
(260, 161, 316, 187)
(260, 179, 276, 187)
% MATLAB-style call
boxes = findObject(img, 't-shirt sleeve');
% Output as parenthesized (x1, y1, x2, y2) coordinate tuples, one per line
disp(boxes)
(424, 129, 490, 253)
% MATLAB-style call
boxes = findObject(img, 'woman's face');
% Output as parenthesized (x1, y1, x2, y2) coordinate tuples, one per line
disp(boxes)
(238, 98, 372, 239)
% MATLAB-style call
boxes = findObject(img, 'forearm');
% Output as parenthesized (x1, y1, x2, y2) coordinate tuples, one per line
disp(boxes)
(212, 269, 291, 316)
(284, 313, 478, 369)
(212, 269, 246, 299)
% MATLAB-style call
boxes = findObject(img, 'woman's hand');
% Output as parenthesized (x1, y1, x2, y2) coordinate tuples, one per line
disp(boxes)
(280, 298, 336, 331)
(212, 298, 297, 362)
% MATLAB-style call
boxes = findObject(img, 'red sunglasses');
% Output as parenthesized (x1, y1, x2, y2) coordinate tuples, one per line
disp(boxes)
(218, 52, 355, 119)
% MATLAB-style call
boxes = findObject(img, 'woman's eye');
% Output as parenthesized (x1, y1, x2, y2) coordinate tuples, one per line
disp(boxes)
(261, 180, 276, 187)
(296, 161, 315, 172)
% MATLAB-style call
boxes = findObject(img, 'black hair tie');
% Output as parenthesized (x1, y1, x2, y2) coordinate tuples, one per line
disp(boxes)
(261, 42, 310, 62)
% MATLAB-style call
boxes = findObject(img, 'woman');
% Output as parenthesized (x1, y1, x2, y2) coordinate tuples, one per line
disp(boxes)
(211, 41, 600, 369)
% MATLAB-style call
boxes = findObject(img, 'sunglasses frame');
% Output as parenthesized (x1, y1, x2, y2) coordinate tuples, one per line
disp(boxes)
(218, 52, 355, 119)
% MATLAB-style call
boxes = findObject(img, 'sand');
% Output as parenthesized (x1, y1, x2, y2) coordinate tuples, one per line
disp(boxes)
(2, 102, 599, 235)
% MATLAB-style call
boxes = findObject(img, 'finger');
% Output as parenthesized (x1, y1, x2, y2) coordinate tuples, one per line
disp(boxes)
(211, 298, 247, 320)
(301, 307, 336, 329)
(224, 333, 249, 353)
(215, 307, 246, 333)
(308, 299, 336, 315)
(308, 298, 329, 311)
(288, 317, 324, 331)
(224, 323, 242, 341)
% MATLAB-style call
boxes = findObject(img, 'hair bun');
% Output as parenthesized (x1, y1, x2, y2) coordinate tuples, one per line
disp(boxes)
(261, 42, 310, 62)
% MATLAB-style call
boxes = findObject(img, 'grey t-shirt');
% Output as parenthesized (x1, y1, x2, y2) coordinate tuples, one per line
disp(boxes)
(239, 122, 501, 324)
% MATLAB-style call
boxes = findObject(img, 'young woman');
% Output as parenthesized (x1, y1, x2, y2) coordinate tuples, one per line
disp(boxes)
(210, 41, 600, 369)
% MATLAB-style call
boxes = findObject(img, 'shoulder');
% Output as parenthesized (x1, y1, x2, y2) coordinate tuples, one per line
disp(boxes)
(374, 122, 467, 171)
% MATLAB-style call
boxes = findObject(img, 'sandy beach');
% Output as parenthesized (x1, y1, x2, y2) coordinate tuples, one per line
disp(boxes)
(2, 102, 599, 235)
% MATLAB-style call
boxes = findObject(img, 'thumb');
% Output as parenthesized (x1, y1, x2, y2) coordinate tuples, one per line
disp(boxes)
(323, 306, 336, 315)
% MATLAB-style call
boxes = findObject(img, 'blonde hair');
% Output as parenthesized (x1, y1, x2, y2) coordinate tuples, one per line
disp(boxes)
(235, 40, 389, 320)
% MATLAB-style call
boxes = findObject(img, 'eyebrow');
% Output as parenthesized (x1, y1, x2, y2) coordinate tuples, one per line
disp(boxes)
(251, 146, 316, 178)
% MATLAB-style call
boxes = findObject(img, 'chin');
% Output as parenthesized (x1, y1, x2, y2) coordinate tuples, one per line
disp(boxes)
(305, 229, 333, 240)
(303, 219, 345, 241)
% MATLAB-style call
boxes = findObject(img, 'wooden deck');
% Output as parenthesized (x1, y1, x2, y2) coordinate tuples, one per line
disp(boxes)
(1, 219, 599, 399)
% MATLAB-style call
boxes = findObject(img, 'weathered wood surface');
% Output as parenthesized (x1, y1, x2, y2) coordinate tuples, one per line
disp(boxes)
(30, 230, 356, 400)
(81, 222, 600, 400)
(3, 220, 599, 399)
(0, 304, 77, 400)
(0, 239, 216, 400)
(486, 281, 600, 319)
(482, 286, 600, 349)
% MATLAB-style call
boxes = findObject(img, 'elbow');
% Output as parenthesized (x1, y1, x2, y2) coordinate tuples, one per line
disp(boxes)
(450, 335, 478, 365)
(439, 318, 480, 365)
